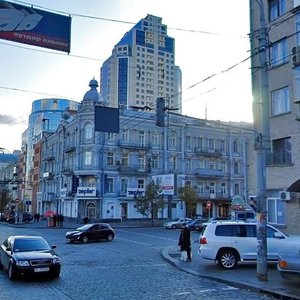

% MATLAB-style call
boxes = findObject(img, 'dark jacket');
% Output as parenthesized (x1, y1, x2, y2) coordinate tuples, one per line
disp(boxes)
(178, 226, 191, 249)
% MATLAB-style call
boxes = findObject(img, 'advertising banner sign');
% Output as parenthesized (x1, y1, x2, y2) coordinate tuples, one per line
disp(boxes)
(152, 174, 174, 195)
(0, 1, 71, 52)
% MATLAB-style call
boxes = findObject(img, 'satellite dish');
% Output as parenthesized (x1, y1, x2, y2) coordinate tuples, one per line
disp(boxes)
(61, 111, 71, 120)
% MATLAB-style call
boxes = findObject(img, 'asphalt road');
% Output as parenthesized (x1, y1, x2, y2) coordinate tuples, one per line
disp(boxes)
(0, 224, 277, 300)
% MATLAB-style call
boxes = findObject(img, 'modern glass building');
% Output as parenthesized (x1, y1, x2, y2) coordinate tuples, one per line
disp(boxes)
(100, 14, 182, 112)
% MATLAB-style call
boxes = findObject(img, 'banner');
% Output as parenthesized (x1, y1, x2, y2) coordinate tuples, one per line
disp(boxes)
(0, 1, 71, 52)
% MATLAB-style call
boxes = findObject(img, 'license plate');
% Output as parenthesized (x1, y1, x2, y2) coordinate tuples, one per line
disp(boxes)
(34, 267, 49, 272)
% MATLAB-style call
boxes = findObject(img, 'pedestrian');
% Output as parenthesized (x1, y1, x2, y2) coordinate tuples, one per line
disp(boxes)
(53, 214, 57, 227)
(59, 214, 64, 227)
(36, 213, 40, 222)
(178, 222, 192, 261)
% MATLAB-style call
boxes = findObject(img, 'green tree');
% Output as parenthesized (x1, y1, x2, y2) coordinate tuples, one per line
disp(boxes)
(134, 180, 166, 225)
(178, 186, 197, 218)
(0, 187, 12, 217)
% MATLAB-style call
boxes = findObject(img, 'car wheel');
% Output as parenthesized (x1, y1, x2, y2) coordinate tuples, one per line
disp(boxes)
(8, 262, 17, 280)
(52, 269, 60, 278)
(217, 249, 238, 270)
(171, 225, 176, 229)
(106, 234, 114, 242)
(81, 236, 88, 244)
(24, 219, 29, 224)
(0, 259, 3, 270)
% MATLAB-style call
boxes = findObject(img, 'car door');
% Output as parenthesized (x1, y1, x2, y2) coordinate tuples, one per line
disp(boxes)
(88, 224, 100, 240)
(238, 224, 258, 261)
(0, 238, 12, 269)
(266, 226, 289, 261)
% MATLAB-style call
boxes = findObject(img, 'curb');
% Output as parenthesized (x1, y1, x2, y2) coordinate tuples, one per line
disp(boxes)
(161, 245, 299, 300)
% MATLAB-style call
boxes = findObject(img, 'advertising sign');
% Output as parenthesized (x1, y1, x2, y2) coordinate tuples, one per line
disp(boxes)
(0, 1, 71, 52)
(126, 188, 145, 198)
(152, 174, 174, 195)
(76, 187, 96, 197)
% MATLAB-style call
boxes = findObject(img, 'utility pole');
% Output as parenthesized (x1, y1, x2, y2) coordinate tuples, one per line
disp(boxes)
(250, 0, 270, 281)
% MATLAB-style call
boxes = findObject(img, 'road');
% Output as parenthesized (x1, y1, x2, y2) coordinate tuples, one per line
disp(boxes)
(0, 225, 273, 300)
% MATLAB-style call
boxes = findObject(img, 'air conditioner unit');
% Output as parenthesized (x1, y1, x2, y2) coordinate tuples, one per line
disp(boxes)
(279, 191, 291, 201)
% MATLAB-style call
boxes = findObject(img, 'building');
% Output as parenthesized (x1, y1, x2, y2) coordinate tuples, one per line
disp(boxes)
(20, 98, 80, 214)
(250, 0, 300, 233)
(100, 14, 182, 113)
(37, 79, 256, 222)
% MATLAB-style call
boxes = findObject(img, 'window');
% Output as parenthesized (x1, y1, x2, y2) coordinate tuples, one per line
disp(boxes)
(186, 136, 191, 149)
(121, 153, 129, 167)
(271, 86, 290, 116)
(270, 39, 288, 67)
(138, 154, 145, 170)
(138, 130, 145, 147)
(220, 182, 227, 195)
(294, 67, 300, 101)
(272, 137, 291, 164)
(84, 123, 93, 140)
(267, 197, 285, 225)
(152, 132, 159, 146)
(220, 139, 225, 152)
(121, 178, 128, 193)
(234, 162, 239, 174)
(234, 183, 240, 195)
(197, 181, 204, 194)
(269, 0, 286, 22)
(172, 156, 177, 170)
(208, 138, 214, 151)
(186, 158, 192, 171)
(137, 179, 144, 189)
(107, 152, 114, 166)
(296, 13, 300, 45)
(209, 182, 215, 194)
(107, 177, 114, 193)
(170, 132, 176, 147)
(151, 156, 159, 169)
(84, 151, 92, 166)
(233, 140, 239, 153)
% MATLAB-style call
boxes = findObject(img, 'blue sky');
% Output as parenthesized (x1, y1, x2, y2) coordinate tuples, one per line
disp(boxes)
(0, 0, 251, 152)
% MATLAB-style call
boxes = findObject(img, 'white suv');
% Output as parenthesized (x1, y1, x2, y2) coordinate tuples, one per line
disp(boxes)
(198, 220, 300, 270)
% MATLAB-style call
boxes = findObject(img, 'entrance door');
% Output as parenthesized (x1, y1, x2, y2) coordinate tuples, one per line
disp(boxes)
(86, 203, 95, 221)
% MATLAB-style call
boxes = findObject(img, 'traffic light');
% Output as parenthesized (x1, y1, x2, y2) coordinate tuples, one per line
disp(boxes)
(156, 97, 166, 127)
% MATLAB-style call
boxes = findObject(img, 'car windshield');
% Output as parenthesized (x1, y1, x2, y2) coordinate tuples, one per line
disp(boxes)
(13, 238, 51, 252)
(76, 224, 92, 231)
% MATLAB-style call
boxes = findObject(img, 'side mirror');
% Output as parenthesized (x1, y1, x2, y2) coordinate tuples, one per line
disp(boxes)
(274, 232, 285, 239)
(51, 245, 57, 249)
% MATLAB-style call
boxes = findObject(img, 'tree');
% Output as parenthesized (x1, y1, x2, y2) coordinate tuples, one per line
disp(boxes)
(0, 187, 12, 219)
(134, 180, 166, 225)
(178, 186, 198, 218)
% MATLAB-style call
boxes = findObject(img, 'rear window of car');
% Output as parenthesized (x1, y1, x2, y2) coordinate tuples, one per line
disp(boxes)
(215, 224, 257, 237)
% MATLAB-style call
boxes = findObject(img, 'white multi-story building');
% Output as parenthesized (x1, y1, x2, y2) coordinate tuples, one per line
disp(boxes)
(250, 0, 300, 233)
(36, 79, 256, 222)
(100, 14, 182, 113)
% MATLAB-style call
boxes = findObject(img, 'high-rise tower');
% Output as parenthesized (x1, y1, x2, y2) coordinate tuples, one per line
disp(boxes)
(100, 14, 182, 113)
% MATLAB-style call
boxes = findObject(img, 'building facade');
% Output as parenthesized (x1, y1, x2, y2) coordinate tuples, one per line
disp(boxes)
(250, 0, 300, 233)
(36, 79, 256, 222)
(20, 98, 80, 214)
(100, 14, 182, 113)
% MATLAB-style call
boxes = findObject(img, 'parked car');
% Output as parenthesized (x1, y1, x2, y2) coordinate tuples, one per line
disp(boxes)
(163, 218, 192, 229)
(0, 235, 61, 280)
(65, 223, 115, 243)
(198, 220, 300, 270)
(6, 212, 33, 224)
(186, 218, 206, 231)
(277, 252, 300, 281)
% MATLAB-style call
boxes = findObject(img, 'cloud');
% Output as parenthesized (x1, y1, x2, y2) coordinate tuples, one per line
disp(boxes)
(0, 114, 27, 126)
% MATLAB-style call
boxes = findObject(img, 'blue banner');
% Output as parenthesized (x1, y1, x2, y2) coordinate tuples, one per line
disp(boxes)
(0, 1, 71, 53)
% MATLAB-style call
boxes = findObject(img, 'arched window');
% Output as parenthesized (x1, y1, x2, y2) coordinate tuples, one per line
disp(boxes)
(84, 123, 93, 140)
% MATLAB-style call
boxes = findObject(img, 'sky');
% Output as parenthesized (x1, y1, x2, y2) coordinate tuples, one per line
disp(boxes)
(0, 0, 252, 153)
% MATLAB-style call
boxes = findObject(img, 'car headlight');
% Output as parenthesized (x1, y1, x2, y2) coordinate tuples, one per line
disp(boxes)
(16, 261, 30, 267)
(53, 257, 61, 264)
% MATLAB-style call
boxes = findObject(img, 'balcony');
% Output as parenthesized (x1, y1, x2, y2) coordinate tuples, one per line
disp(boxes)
(62, 167, 74, 175)
(195, 168, 227, 178)
(64, 146, 76, 153)
(43, 155, 55, 161)
(196, 192, 230, 200)
(194, 148, 223, 157)
(118, 140, 151, 151)
(117, 166, 151, 174)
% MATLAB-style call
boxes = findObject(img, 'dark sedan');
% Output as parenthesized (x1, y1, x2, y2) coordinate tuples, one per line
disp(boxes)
(65, 223, 115, 243)
(0, 235, 61, 280)
(186, 219, 206, 231)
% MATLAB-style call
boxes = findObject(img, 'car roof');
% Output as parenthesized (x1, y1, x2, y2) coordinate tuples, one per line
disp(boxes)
(8, 235, 45, 241)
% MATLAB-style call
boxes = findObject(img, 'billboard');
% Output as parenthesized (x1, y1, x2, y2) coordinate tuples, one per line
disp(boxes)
(95, 106, 119, 133)
(0, 1, 71, 52)
(152, 174, 175, 195)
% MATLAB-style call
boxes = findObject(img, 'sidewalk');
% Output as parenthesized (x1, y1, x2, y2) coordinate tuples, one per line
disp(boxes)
(161, 244, 300, 300)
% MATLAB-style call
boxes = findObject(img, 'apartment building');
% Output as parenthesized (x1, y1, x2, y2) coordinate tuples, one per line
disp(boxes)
(250, 0, 300, 233)
(36, 79, 255, 222)
(100, 14, 182, 113)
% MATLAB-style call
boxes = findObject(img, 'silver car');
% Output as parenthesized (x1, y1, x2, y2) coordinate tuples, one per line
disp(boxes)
(278, 252, 300, 281)
(164, 218, 192, 229)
